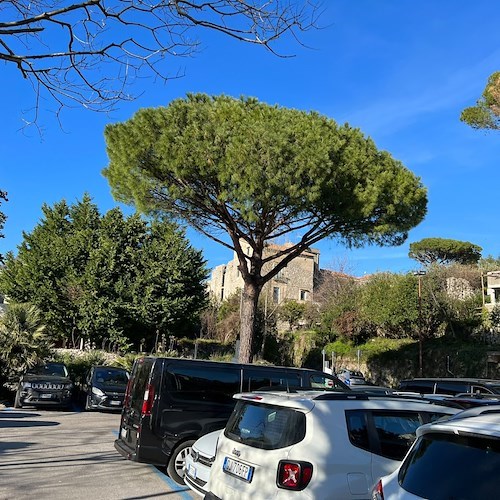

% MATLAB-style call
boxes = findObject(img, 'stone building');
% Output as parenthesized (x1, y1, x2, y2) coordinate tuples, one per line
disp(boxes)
(208, 242, 321, 306)
(486, 271, 500, 310)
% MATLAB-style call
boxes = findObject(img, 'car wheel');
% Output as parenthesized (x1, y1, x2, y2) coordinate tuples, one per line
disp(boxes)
(14, 389, 23, 409)
(166, 439, 195, 485)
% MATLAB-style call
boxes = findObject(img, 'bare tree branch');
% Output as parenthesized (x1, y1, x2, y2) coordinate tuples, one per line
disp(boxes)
(1, 0, 320, 124)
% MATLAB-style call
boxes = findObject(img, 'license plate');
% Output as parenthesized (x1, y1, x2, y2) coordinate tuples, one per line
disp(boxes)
(110, 400, 121, 405)
(40, 393, 53, 399)
(223, 457, 254, 482)
(187, 463, 197, 479)
(120, 427, 128, 439)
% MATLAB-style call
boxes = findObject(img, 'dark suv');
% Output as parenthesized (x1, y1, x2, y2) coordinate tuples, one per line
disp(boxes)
(14, 362, 73, 409)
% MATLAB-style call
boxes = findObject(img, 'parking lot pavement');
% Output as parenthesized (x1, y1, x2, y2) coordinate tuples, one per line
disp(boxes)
(0, 406, 196, 500)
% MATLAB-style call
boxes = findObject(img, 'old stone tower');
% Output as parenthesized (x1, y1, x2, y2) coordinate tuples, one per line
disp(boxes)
(208, 242, 321, 306)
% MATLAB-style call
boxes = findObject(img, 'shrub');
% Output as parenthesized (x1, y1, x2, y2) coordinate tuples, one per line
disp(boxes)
(52, 350, 110, 385)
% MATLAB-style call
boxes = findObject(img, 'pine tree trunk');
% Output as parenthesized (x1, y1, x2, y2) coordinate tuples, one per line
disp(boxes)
(238, 280, 260, 363)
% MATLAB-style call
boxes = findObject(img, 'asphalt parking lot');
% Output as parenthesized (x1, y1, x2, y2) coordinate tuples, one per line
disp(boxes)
(0, 405, 196, 500)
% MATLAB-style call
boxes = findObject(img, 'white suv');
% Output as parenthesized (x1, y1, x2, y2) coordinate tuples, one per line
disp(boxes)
(205, 391, 461, 499)
(372, 407, 500, 499)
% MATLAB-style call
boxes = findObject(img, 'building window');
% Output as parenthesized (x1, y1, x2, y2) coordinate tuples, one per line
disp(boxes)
(300, 290, 309, 301)
(273, 286, 280, 304)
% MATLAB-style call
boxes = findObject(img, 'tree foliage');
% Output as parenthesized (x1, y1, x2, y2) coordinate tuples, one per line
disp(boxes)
(103, 93, 428, 362)
(316, 272, 368, 343)
(1, 0, 318, 121)
(0, 195, 208, 350)
(279, 299, 306, 331)
(0, 303, 51, 386)
(409, 238, 482, 267)
(461, 71, 500, 130)
(479, 255, 500, 273)
(0, 190, 7, 262)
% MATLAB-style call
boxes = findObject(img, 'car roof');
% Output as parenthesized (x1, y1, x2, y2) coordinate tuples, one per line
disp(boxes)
(233, 390, 462, 413)
(417, 408, 500, 438)
(400, 377, 500, 384)
(94, 365, 127, 370)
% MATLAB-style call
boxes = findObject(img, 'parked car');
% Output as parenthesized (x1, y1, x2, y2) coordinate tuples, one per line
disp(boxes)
(14, 362, 73, 409)
(350, 384, 395, 395)
(398, 377, 500, 396)
(337, 368, 366, 386)
(445, 393, 500, 408)
(372, 407, 500, 499)
(81, 365, 129, 411)
(204, 390, 461, 500)
(184, 429, 223, 497)
(114, 357, 348, 485)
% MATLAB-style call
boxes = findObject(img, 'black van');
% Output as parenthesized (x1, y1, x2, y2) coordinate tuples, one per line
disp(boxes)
(398, 377, 500, 396)
(114, 357, 348, 484)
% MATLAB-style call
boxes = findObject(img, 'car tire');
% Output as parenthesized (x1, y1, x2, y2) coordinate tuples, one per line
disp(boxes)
(166, 439, 195, 485)
(14, 389, 23, 409)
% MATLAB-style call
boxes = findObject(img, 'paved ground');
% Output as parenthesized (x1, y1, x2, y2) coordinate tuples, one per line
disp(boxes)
(0, 406, 196, 500)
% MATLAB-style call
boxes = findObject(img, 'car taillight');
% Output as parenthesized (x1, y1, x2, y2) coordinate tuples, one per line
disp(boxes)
(276, 460, 313, 491)
(141, 383, 155, 416)
(371, 480, 384, 500)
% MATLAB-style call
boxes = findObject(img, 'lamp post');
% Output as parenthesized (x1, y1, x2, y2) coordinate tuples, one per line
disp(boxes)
(413, 270, 426, 377)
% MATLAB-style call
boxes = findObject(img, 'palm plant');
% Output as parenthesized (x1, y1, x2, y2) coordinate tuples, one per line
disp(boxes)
(0, 303, 51, 387)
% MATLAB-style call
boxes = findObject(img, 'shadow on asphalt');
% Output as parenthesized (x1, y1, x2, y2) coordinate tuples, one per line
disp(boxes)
(0, 411, 41, 419)
(0, 419, 60, 428)
(0, 441, 34, 453)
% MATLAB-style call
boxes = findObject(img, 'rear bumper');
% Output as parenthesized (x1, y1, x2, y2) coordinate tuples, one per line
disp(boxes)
(114, 438, 137, 461)
(114, 436, 168, 466)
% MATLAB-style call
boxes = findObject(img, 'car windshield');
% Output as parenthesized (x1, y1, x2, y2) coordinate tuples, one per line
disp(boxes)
(398, 432, 500, 499)
(26, 363, 68, 377)
(94, 368, 129, 385)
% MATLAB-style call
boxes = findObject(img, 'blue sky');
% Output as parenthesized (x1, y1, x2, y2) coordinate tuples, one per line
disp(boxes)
(1, 1, 499, 277)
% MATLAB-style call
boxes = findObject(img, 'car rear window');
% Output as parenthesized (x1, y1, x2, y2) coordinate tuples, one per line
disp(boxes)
(399, 432, 500, 499)
(129, 358, 155, 412)
(225, 401, 306, 450)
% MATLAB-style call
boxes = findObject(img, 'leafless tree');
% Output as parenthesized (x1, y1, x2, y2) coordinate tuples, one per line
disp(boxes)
(1, 1, 320, 122)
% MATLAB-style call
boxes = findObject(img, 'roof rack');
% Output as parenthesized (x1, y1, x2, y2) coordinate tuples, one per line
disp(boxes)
(447, 406, 500, 421)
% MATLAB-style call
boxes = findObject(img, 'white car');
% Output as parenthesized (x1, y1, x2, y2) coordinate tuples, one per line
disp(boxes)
(205, 391, 461, 500)
(372, 407, 500, 499)
(184, 430, 223, 497)
(337, 368, 366, 386)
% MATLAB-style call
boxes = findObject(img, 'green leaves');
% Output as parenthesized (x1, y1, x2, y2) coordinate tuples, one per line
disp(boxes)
(0, 303, 51, 384)
(103, 93, 427, 249)
(0, 195, 208, 351)
(461, 71, 500, 130)
(103, 93, 428, 361)
(409, 238, 483, 266)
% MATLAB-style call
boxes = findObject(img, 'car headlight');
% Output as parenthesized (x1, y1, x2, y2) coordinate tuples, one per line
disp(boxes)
(92, 387, 105, 397)
(65, 383, 73, 390)
(22, 382, 32, 389)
